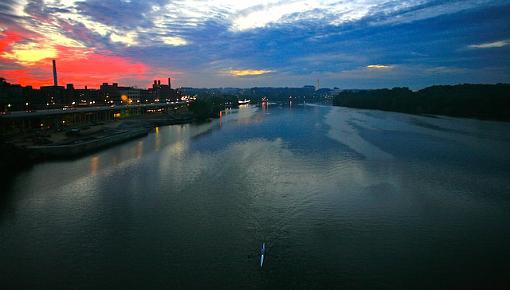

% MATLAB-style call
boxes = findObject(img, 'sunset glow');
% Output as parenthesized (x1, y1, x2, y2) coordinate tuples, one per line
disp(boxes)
(0, 0, 509, 88)
(2, 42, 57, 64)
(0, 28, 170, 88)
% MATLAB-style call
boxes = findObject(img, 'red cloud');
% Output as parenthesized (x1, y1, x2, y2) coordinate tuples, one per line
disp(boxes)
(0, 30, 23, 53)
(0, 27, 176, 89)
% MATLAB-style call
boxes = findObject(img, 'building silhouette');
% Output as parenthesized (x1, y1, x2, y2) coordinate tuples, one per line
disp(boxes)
(0, 60, 181, 111)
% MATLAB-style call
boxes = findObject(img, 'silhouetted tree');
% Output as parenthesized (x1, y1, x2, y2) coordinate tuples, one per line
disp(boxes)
(333, 84, 510, 121)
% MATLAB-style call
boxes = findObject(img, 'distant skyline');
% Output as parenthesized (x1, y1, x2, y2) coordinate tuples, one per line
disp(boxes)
(0, 0, 509, 89)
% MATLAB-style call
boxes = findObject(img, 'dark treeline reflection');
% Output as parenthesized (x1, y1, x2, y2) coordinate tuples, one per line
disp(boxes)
(333, 84, 510, 121)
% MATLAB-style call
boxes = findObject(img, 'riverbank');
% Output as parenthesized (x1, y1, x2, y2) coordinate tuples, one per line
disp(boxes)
(0, 110, 194, 179)
(26, 125, 149, 159)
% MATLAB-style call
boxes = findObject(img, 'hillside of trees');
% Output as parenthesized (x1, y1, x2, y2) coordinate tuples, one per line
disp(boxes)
(189, 96, 233, 121)
(332, 84, 510, 121)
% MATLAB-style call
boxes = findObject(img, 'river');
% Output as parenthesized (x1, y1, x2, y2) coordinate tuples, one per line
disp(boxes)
(1, 104, 510, 289)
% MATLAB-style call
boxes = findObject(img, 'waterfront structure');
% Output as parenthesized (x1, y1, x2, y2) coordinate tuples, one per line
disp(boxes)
(0, 102, 187, 135)
(119, 88, 142, 104)
(0, 60, 181, 111)
(150, 78, 178, 103)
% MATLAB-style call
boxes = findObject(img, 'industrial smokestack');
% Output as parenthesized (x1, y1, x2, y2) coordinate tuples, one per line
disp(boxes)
(168, 77, 172, 89)
(52, 59, 58, 86)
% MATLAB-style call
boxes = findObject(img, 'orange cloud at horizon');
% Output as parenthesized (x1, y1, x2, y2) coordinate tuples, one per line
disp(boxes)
(0, 27, 176, 89)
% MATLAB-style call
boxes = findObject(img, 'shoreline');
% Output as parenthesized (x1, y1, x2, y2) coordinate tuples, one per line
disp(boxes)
(0, 111, 195, 178)
(332, 104, 510, 123)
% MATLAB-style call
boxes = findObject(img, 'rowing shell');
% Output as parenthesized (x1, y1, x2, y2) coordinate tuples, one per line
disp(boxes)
(260, 242, 266, 268)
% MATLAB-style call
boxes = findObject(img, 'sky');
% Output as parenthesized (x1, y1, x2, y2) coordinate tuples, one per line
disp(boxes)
(0, 0, 509, 89)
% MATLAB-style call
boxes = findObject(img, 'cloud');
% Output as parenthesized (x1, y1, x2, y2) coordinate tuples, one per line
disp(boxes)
(228, 69, 273, 77)
(229, 0, 480, 32)
(231, 1, 315, 31)
(9, 0, 502, 46)
(424, 66, 467, 74)
(161, 36, 188, 46)
(293, 53, 368, 64)
(367, 64, 393, 70)
(468, 39, 510, 49)
(0, 0, 29, 17)
(2, 41, 57, 64)
(110, 31, 139, 46)
(369, 0, 500, 26)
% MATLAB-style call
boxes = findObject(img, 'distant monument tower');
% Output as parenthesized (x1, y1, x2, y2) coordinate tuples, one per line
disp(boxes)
(168, 77, 172, 89)
(52, 59, 58, 86)
(316, 79, 320, 91)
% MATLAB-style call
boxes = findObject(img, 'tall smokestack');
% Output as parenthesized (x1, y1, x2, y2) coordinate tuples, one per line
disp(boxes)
(168, 77, 172, 89)
(52, 59, 58, 86)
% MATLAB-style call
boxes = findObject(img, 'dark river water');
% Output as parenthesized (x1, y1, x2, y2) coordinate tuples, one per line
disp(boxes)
(2, 104, 510, 289)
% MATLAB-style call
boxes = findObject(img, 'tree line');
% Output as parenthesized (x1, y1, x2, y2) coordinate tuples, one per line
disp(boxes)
(189, 95, 239, 121)
(332, 84, 510, 121)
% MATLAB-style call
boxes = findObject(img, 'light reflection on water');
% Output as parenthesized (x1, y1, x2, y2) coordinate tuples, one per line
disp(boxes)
(155, 126, 161, 151)
(2, 105, 510, 289)
(89, 156, 99, 176)
(135, 140, 143, 159)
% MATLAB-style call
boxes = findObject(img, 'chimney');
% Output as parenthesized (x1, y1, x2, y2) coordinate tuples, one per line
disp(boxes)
(52, 59, 58, 86)
(168, 77, 172, 89)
